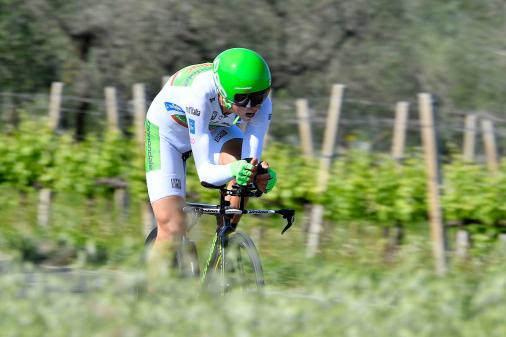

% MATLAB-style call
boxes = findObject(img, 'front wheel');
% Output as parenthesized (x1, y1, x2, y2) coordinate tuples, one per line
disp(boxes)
(226, 231, 265, 292)
(204, 231, 264, 293)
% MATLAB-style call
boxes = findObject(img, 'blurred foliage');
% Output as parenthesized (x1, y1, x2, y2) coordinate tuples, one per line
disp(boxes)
(0, 229, 505, 337)
(0, 0, 505, 112)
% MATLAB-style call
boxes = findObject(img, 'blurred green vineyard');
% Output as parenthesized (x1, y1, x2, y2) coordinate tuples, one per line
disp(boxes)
(2, 117, 506, 229)
(2, 115, 506, 265)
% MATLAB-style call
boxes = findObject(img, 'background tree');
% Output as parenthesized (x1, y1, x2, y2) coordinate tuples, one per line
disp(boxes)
(1, 0, 505, 117)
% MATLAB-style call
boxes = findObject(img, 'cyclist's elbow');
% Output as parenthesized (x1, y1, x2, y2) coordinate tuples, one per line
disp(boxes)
(196, 170, 228, 187)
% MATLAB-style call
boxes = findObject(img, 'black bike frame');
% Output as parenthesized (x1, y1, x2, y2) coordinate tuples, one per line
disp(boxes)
(182, 184, 295, 284)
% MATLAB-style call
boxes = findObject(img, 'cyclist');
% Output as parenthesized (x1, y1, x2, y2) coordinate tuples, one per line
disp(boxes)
(145, 48, 277, 271)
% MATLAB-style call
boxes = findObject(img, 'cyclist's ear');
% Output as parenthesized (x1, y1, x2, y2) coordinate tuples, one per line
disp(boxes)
(250, 158, 259, 166)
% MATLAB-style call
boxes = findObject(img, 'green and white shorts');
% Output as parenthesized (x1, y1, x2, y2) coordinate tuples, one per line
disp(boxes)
(145, 119, 242, 202)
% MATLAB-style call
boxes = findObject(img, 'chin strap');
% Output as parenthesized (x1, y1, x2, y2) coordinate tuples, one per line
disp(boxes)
(223, 99, 233, 109)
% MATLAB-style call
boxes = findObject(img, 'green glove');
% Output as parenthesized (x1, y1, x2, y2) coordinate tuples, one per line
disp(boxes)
(230, 160, 254, 186)
(266, 167, 277, 193)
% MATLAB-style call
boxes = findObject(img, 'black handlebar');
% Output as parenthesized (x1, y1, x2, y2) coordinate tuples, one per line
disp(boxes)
(200, 162, 295, 234)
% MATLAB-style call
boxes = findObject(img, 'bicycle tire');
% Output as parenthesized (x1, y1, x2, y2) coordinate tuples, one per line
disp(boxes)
(226, 231, 264, 291)
(175, 237, 200, 278)
(144, 227, 200, 278)
(145, 227, 157, 247)
(203, 231, 264, 293)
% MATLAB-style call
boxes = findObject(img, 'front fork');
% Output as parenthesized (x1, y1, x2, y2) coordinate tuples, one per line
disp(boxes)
(201, 215, 237, 285)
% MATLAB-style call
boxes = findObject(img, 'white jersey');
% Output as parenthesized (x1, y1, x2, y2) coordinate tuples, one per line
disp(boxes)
(145, 63, 271, 201)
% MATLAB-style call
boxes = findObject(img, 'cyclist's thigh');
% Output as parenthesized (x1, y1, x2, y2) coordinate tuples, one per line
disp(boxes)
(208, 125, 243, 164)
(145, 120, 186, 203)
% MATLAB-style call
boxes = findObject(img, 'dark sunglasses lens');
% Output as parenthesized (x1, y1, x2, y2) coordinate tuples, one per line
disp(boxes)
(234, 94, 249, 106)
(250, 89, 269, 106)
(250, 93, 266, 106)
(233, 88, 269, 107)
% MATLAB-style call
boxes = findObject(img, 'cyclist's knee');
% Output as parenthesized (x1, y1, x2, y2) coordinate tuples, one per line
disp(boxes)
(157, 209, 184, 237)
(151, 196, 186, 240)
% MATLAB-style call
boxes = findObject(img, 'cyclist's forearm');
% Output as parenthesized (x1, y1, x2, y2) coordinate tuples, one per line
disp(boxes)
(241, 97, 271, 159)
(196, 162, 234, 186)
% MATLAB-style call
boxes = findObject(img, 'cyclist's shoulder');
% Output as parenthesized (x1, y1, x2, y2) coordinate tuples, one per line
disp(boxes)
(170, 63, 213, 88)
(165, 63, 215, 101)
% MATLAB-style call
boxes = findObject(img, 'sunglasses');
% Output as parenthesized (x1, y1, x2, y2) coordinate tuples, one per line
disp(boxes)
(233, 88, 270, 107)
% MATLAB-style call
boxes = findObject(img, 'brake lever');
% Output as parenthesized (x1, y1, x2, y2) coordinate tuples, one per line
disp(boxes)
(277, 209, 295, 234)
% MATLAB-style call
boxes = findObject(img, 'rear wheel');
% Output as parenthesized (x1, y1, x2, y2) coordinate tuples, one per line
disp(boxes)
(144, 227, 200, 278)
(175, 237, 200, 278)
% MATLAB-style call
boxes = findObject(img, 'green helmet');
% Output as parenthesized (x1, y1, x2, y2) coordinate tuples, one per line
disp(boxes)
(212, 48, 271, 109)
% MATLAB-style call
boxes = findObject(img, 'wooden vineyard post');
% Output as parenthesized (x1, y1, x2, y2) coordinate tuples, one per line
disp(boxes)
(391, 101, 410, 162)
(462, 114, 478, 162)
(133, 83, 155, 235)
(133, 83, 147, 147)
(105, 86, 127, 222)
(48, 82, 63, 130)
(499, 234, 506, 254)
(418, 93, 448, 274)
(1, 92, 16, 131)
(306, 84, 345, 257)
(37, 188, 52, 228)
(457, 113, 479, 256)
(296, 98, 314, 158)
(295, 98, 315, 238)
(455, 229, 470, 259)
(38, 82, 64, 227)
(105, 86, 120, 133)
(384, 102, 410, 258)
(481, 119, 499, 174)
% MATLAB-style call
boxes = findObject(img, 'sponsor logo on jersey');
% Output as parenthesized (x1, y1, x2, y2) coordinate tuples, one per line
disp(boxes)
(268, 113, 272, 120)
(164, 102, 184, 113)
(211, 111, 218, 121)
(186, 106, 201, 116)
(189, 118, 196, 134)
(145, 120, 161, 172)
(171, 178, 181, 190)
(209, 96, 216, 103)
(213, 129, 227, 142)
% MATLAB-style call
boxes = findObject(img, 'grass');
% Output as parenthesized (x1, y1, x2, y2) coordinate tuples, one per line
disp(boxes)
(0, 187, 505, 336)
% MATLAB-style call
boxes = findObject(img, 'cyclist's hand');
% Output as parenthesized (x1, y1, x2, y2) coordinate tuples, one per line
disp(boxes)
(230, 160, 254, 186)
(265, 166, 277, 193)
(255, 161, 276, 193)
